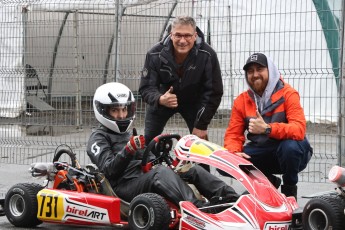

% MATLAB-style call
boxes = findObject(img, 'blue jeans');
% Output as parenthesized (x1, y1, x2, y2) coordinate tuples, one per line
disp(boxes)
(244, 138, 313, 185)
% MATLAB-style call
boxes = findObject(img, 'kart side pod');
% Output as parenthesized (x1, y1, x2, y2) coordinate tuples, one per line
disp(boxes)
(37, 189, 122, 226)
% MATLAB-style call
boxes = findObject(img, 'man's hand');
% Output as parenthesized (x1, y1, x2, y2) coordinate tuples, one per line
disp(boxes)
(192, 128, 208, 140)
(126, 135, 145, 155)
(159, 86, 178, 108)
(248, 111, 268, 134)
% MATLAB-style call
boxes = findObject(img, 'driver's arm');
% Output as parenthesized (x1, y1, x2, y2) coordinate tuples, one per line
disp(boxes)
(87, 132, 133, 179)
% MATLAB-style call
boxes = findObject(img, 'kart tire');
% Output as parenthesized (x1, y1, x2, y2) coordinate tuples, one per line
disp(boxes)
(4, 183, 43, 227)
(129, 193, 171, 230)
(302, 195, 345, 230)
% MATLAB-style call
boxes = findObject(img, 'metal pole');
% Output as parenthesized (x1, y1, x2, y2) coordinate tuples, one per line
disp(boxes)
(228, 5, 234, 105)
(159, 2, 177, 41)
(48, 12, 69, 104)
(339, 0, 345, 166)
(113, 0, 121, 82)
(73, 11, 83, 130)
(22, 7, 28, 101)
(103, 34, 114, 84)
(207, 0, 211, 45)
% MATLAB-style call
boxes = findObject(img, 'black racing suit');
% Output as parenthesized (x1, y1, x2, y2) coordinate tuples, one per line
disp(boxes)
(139, 27, 223, 144)
(86, 125, 238, 207)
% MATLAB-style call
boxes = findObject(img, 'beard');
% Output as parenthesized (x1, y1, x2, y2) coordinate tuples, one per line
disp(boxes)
(250, 79, 266, 96)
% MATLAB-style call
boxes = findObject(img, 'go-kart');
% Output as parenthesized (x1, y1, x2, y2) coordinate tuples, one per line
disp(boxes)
(302, 165, 345, 230)
(1, 133, 303, 229)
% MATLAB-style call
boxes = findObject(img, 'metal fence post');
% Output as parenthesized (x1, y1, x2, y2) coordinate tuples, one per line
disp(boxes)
(73, 11, 83, 130)
(340, 0, 345, 167)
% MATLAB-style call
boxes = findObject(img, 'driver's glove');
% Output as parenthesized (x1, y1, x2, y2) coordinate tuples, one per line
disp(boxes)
(125, 135, 145, 155)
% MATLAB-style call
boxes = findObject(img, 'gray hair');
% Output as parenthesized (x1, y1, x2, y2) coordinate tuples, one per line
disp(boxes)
(171, 16, 196, 31)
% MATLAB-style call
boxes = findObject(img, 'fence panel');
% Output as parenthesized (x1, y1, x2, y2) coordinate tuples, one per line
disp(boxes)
(0, 0, 343, 183)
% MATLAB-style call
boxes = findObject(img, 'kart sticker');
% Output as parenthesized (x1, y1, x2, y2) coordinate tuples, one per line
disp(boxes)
(37, 189, 110, 224)
(264, 221, 291, 230)
(37, 190, 64, 221)
(63, 198, 109, 223)
(189, 139, 226, 157)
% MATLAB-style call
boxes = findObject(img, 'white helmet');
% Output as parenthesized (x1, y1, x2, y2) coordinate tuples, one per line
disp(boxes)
(93, 82, 135, 134)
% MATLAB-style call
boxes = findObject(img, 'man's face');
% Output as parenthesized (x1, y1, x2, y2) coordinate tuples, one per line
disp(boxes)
(109, 106, 128, 120)
(170, 24, 197, 57)
(246, 63, 269, 96)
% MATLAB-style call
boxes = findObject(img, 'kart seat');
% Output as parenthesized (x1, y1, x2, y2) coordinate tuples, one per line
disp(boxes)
(86, 164, 130, 219)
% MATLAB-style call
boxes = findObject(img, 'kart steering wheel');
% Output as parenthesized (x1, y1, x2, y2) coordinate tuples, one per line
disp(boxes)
(141, 134, 181, 172)
(52, 147, 78, 168)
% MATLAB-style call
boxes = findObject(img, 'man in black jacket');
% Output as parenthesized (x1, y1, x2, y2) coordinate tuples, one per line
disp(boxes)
(139, 16, 223, 147)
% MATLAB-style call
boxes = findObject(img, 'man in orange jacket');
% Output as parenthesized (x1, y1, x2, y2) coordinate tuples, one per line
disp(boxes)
(224, 53, 313, 199)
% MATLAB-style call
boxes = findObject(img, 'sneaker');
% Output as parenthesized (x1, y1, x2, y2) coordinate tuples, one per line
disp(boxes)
(268, 175, 282, 189)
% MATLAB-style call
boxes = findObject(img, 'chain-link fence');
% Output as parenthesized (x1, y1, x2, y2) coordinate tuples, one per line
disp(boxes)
(0, 0, 344, 183)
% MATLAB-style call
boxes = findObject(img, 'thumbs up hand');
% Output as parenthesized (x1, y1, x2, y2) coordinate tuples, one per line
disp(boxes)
(248, 111, 269, 134)
(159, 86, 178, 108)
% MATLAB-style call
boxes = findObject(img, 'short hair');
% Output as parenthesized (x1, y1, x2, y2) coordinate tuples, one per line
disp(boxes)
(171, 16, 196, 31)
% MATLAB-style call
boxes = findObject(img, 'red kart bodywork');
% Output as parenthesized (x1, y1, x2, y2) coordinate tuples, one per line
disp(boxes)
(174, 135, 298, 230)
(3, 134, 302, 229)
(36, 189, 124, 227)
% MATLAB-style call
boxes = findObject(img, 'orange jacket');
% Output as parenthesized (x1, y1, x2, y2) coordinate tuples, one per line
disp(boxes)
(224, 79, 306, 153)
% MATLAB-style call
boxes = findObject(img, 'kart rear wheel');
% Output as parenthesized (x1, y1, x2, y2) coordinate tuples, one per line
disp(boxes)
(4, 183, 43, 227)
(129, 193, 171, 230)
(302, 195, 345, 230)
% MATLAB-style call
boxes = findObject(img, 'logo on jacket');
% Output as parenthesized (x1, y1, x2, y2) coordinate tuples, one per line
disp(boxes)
(187, 65, 196, 71)
(141, 68, 148, 78)
(91, 142, 100, 156)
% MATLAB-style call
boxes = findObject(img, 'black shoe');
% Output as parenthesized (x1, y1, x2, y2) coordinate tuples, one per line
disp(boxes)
(268, 175, 282, 189)
(281, 184, 297, 200)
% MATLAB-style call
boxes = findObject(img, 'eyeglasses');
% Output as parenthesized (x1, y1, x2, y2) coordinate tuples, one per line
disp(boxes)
(171, 33, 195, 41)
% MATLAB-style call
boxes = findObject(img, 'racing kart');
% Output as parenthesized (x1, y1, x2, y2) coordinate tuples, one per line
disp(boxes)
(2, 133, 302, 229)
(302, 165, 345, 230)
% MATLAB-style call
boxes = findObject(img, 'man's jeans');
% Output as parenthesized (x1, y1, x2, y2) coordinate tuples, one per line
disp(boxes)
(244, 138, 313, 185)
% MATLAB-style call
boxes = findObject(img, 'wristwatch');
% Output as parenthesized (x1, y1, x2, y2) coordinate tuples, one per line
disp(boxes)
(264, 124, 271, 135)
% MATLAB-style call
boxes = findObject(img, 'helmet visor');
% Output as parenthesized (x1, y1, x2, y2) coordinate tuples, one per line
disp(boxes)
(95, 101, 136, 122)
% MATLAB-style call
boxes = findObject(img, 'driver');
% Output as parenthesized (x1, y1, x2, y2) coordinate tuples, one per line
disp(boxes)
(86, 82, 239, 208)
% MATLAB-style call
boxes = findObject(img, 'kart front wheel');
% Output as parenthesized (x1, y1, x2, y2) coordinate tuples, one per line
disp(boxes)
(302, 195, 345, 230)
(4, 183, 43, 227)
(129, 193, 171, 230)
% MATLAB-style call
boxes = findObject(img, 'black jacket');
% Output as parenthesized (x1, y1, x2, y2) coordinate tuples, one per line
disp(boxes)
(139, 27, 223, 130)
(86, 126, 142, 188)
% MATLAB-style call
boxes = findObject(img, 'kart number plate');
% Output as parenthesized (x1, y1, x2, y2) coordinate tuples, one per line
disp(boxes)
(37, 190, 64, 221)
